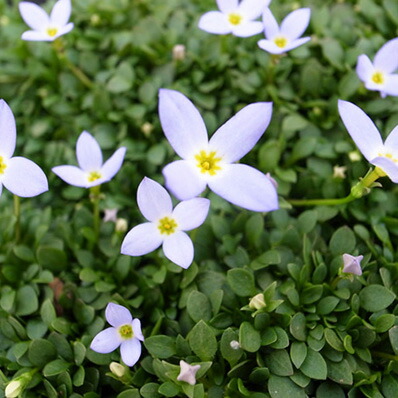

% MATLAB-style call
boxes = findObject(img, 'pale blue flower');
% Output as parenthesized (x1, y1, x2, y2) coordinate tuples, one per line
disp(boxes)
(177, 360, 201, 385)
(342, 254, 363, 276)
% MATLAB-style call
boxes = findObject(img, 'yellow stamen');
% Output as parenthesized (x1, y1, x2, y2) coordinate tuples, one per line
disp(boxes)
(46, 27, 58, 37)
(274, 37, 287, 48)
(118, 324, 134, 340)
(371, 71, 384, 85)
(88, 171, 102, 182)
(158, 216, 178, 235)
(378, 152, 398, 163)
(228, 13, 242, 26)
(0, 156, 7, 174)
(194, 150, 222, 176)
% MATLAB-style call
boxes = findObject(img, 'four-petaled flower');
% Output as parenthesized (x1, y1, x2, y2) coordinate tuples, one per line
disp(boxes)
(356, 38, 398, 98)
(159, 89, 278, 212)
(90, 303, 144, 367)
(338, 100, 398, 182)
(19, 0, 74, 42)
(258, 8, 311, 54)
(0, 100, 48, 198)
(342, 253, 363, 276)
(121, 177, 210, 269)
(199, 0, 270, 37)
(177, 360, 201, 385)
(52, 131, 126, 188)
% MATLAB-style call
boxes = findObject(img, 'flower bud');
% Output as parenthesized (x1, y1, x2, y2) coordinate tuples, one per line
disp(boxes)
(141, 122, 154, 137)
(5, 381, 23, 398)
(230, 340, 241, 350)
(249, 293, 266, 310)
(115, 218, 128, 233)
(110, 362, 126, 378)
(172, 44, 186, 61)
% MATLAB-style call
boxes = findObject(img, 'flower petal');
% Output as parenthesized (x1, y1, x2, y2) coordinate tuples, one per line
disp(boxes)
(3, 157, 48, 197)
(371, 156, 398, 183)
(0, 184, 3, 197)
(356, 54, 374, 82)
(172, 198, 210, 231)
(52, 165, 88, 187)
(257, 39, 284, 55)
(163, 160, 207, 200)
(209, 102, 273, 163)
(0, 100, 16, 158)
(198, 11, 232, 35)
(238, 0, 270, 20)
(100, 147, 126, 182)
(216, 0, 238, 13)
(50, 0, 71, 27)
(105, 303, 132, 328)
(374, 38, 398, 73)
(137, 177, 172, 222)
(159, 89, 209, 159)
(120, 339, 142, 367)
(21, 30, 54, 41)
(55, 22, 74, 38)
(338, 100, 384, 162)
(90, 327, 121, 354)
(381, 74, 398, 96)
(19, 1, 50, 31)
(163, 231, 194, 269)
(262, 8, 279, 39)
(208, 164, 279, 211)
(281, 37, 311, 53)
(132, 319, 144, 341)
(76, 131, 103, 172)
(232, 21, 264, 37)
(280, 8, 311, 40)
(121, 222, 163, 256)
(384, 126, 398, 153)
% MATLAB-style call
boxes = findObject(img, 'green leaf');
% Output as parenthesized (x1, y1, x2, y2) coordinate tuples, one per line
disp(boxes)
(316, 382, 345, 398)
(299, 348, 327, 380)
(359, 285, 395, 312)
(388, 326, 398, 354)
(227, 268, 256, 297)
(265, 349, 293, 376)
(28, 339, 57, 367)
(239, 322, 261, 353)
(158, 381, 180, 397)
(329, 226, 356, 255)
(268, 375, 307, 398)
(36, 246, 67, 272)
(220, 328, 243, 366)
(144, 335, 176, 359)
(187, 290, 212, 322)
(320, 38, 345, 70)
(317, 296, 340, 315)
(43, 359, 71, 377)
(327, 359, 353, 385)
(290, 313, 307, 341)
(290, 342, 307, 369)
(15, 285, 39, 316)
(382, 374, 398, 398)
(188, 321, 217, 360)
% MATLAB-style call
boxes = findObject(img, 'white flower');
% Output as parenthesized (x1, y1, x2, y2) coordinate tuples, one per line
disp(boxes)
(0, 100, 48, 198)
(198, 0, 270, 37)
(356, 38, 398, 98)
(90, 303, 144, 367)
(159, 89, 278, 212)
(177, 360, 201, 385)
(257, 8, 311, 54)
(121, 177, 210, 269)
(249, 293, 266, 310)
(5, 380, 23, 398)
(103, 208, 118, 223)
(19, 0, 74, 41)
(342, 254, 363, 276)
(52, 131, 126, 188)
(338, 100, 398, 182)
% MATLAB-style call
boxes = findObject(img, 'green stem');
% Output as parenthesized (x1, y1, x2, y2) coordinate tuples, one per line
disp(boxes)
(52, 39, 94, 89)
(89, 185, 101, 245)
(372, 351, 398, 361)
(288, 167, 386, 207)
(150, 316, 163, 337)
(13, 195, 21, 243)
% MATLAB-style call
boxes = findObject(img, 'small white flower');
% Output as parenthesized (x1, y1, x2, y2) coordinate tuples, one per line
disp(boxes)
(121, 177, 210, 269)
(338, 100, 398, 183)
(0, 100, 48, 198)
(333, 165, 347, 179)
(177, 360, 201, 385)
(19, 0, 74, 42)
(198, 0, 270, 37)
(342, 254, 363, 276)
(230, 340, 241, 350)
(103, 208, 118, 223)
(356, 38, 398, 98)
(258, 8, 311, 54)
(52, 131, 126, 188)
(159, 89, 278, 212)
(90, 303, 144, 367)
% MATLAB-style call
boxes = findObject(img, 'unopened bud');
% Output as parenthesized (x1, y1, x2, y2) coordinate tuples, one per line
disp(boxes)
(173, 44, 186, 61)
(141, 122, 154, 137)
(348, 151, 361, 162)
(230, 340, 240, 350)
(115, 218, 128, 233)
(249, 293, 266, 310)
(5, 381, 23, 398)
(90, 14, 101, 26)
(110, 362, 126, 378)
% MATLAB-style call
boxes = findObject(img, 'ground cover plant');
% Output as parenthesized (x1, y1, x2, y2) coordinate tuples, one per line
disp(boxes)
(0, 0, 398, 397)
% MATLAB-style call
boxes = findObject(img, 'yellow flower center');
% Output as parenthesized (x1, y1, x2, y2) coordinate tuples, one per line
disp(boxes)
(371, 71, 384, 85)
(228, 13, 242, 26)
(158, 216, 178, 235)
(274, 37, 288, 48)
(47, 27, 58, 37)
(195, 150, 222, 176)
(118, 324, 134, 340)
(87, 171, 102, 182)
(0, 156, 7, 174)
(378, 152, 398, 163)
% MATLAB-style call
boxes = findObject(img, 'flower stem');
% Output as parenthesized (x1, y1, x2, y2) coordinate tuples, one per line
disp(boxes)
(89, 185, 101, 245)
(13, 195, 21, 243)
(372, 351, 398, 361)
(288, 167, 386, 207)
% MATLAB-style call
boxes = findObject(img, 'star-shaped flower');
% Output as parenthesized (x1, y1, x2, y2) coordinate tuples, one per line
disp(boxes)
(342, 254, 363, 276)
(177, 360, 201, 385)
(90, 303, 144, 367)
(103, 208, 118, 223)
(52, 131, 126, 188)
(338, 100, 398, 182)
(0, 100, 48, 198)
(356, 38, 398, 98)
(198, 0, 270, 37)
(159, 89, 278, 212)
(257, 8, 311, 54)
(19, 0, 74, 42)
(121, 177, 210, 269)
